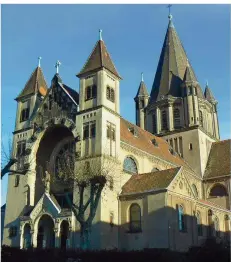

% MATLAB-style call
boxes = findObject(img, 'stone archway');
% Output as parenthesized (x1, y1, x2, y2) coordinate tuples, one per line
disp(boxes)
(35, 124, 75, 201)
(37, 214, 55, 248)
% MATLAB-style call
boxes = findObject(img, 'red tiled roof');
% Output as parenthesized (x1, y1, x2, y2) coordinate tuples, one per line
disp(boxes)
(121, 167, 180, 194)
(120, 118, 192, 169)
(204, 139, 231, 179)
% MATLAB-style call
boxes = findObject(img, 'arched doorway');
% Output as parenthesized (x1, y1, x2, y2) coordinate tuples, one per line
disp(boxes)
(37, 215, 55, 248)
(23, 224, 31, 249)
(60, 220, 69, 249)
(35, 125, 74, 202)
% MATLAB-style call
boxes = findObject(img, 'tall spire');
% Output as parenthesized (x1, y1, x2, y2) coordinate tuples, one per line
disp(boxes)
(149, 14, 200, 102)
(16, 58, 48, 100)
(77, 31, 121, 79)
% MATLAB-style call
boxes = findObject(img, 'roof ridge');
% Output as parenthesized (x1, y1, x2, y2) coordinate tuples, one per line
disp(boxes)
(137, 166, 180, 176)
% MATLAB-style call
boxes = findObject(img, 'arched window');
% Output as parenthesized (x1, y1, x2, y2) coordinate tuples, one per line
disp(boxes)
(106, 86, 115, 102)
(192, 184, 198, 198)
(209, 184, 228, 197)
(161, 110, 167, 131)
(26, 185, 30, 206)
(173, 108, 180, 128)
(123, 157, 138, 174)
(196, 211, 202, 236)
(214, 216, 219, 237)
(178, 205, 186, 232)
(85, 85, 97, 100)
(130, 204, 141, 232)
(199, 110, 203, 127)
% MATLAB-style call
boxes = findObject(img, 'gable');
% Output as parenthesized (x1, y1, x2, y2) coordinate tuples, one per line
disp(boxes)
(30, 193, 61, 221)
(168, 168, 197, 199)
(32, 76, 78, 127)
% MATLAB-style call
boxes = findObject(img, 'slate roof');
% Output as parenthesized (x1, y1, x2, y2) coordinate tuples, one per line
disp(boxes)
(204, 85, 216, 102)
(204, 139, 231, 179)
(121, 167, 180, 195)
(120, 117, 194, 170)
(1, 204, 6, 212)
(149, 18, 203, 102)
(77, 40, 121, 79)
(135, 81, 149, 99)
(16, 66, 48, 100)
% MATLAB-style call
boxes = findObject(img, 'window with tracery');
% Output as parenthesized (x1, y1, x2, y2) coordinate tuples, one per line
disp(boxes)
(123, 157, 138, 174)
(55, 139, 75, 179)
(106, 86, 115, 103)
(85, 85, 97, 100)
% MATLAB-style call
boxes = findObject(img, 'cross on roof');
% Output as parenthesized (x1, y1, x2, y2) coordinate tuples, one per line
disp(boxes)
(99, 29, 103, 41)
(167, 4, 172, 15)
(38, 56, 42, 67)
(55, 60, 61, 74)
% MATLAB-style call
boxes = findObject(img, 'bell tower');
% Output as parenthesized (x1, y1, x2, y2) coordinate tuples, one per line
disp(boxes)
(76, 30, 122, 157)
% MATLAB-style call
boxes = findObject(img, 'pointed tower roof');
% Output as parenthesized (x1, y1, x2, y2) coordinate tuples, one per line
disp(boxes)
(204, 82, 216, 102)
(135, 73, 149, 100)
(16, 65, 48, 101)
(149, 15, 198, 102)
(77, 31, 121, 79)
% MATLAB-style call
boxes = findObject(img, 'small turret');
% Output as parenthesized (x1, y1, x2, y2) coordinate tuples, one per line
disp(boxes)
(134, 73, 149, 129)
(204, 81, 217, 104)
(15, 57, 48, 131)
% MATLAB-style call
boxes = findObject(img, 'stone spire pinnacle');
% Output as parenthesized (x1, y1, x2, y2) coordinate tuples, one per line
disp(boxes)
(204, 81, 216, 103)
(141, 72, 144, 82)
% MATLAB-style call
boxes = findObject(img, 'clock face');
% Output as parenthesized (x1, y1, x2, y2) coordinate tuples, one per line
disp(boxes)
(39, 86, 47, 96)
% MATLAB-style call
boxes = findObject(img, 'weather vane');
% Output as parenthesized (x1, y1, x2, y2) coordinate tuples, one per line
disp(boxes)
(55, 60, 61, 74)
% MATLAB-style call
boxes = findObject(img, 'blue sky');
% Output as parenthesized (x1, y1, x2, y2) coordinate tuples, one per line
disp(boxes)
(1, 4, 230, 204)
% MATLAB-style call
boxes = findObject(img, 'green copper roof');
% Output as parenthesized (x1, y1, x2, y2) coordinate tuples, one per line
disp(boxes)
(77, 40, 121, 79)
(16, 66, 48, 100)
(149, 18, 199, 102)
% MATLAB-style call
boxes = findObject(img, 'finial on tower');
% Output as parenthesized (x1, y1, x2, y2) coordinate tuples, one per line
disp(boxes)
(167, 4, 173, 21)
(99, 29, 103, 41)
(55, 60, 61, 74)
(186, 58, 190, 67)
(141, 72, 144, 82)
(206, 80, 209, 87)
(38, 56, 42, 67)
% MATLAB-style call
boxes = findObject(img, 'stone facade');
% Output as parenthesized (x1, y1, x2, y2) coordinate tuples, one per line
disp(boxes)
(2, 15, 231, 252)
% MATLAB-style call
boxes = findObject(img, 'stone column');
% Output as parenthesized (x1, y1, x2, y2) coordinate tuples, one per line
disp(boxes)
(155, 107, 160, 134)
(54, 219, 60, 248)
(167, 104, 173, 131)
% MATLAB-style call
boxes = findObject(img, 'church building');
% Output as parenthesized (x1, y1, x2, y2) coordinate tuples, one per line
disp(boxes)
(2, 14, 231, 252)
